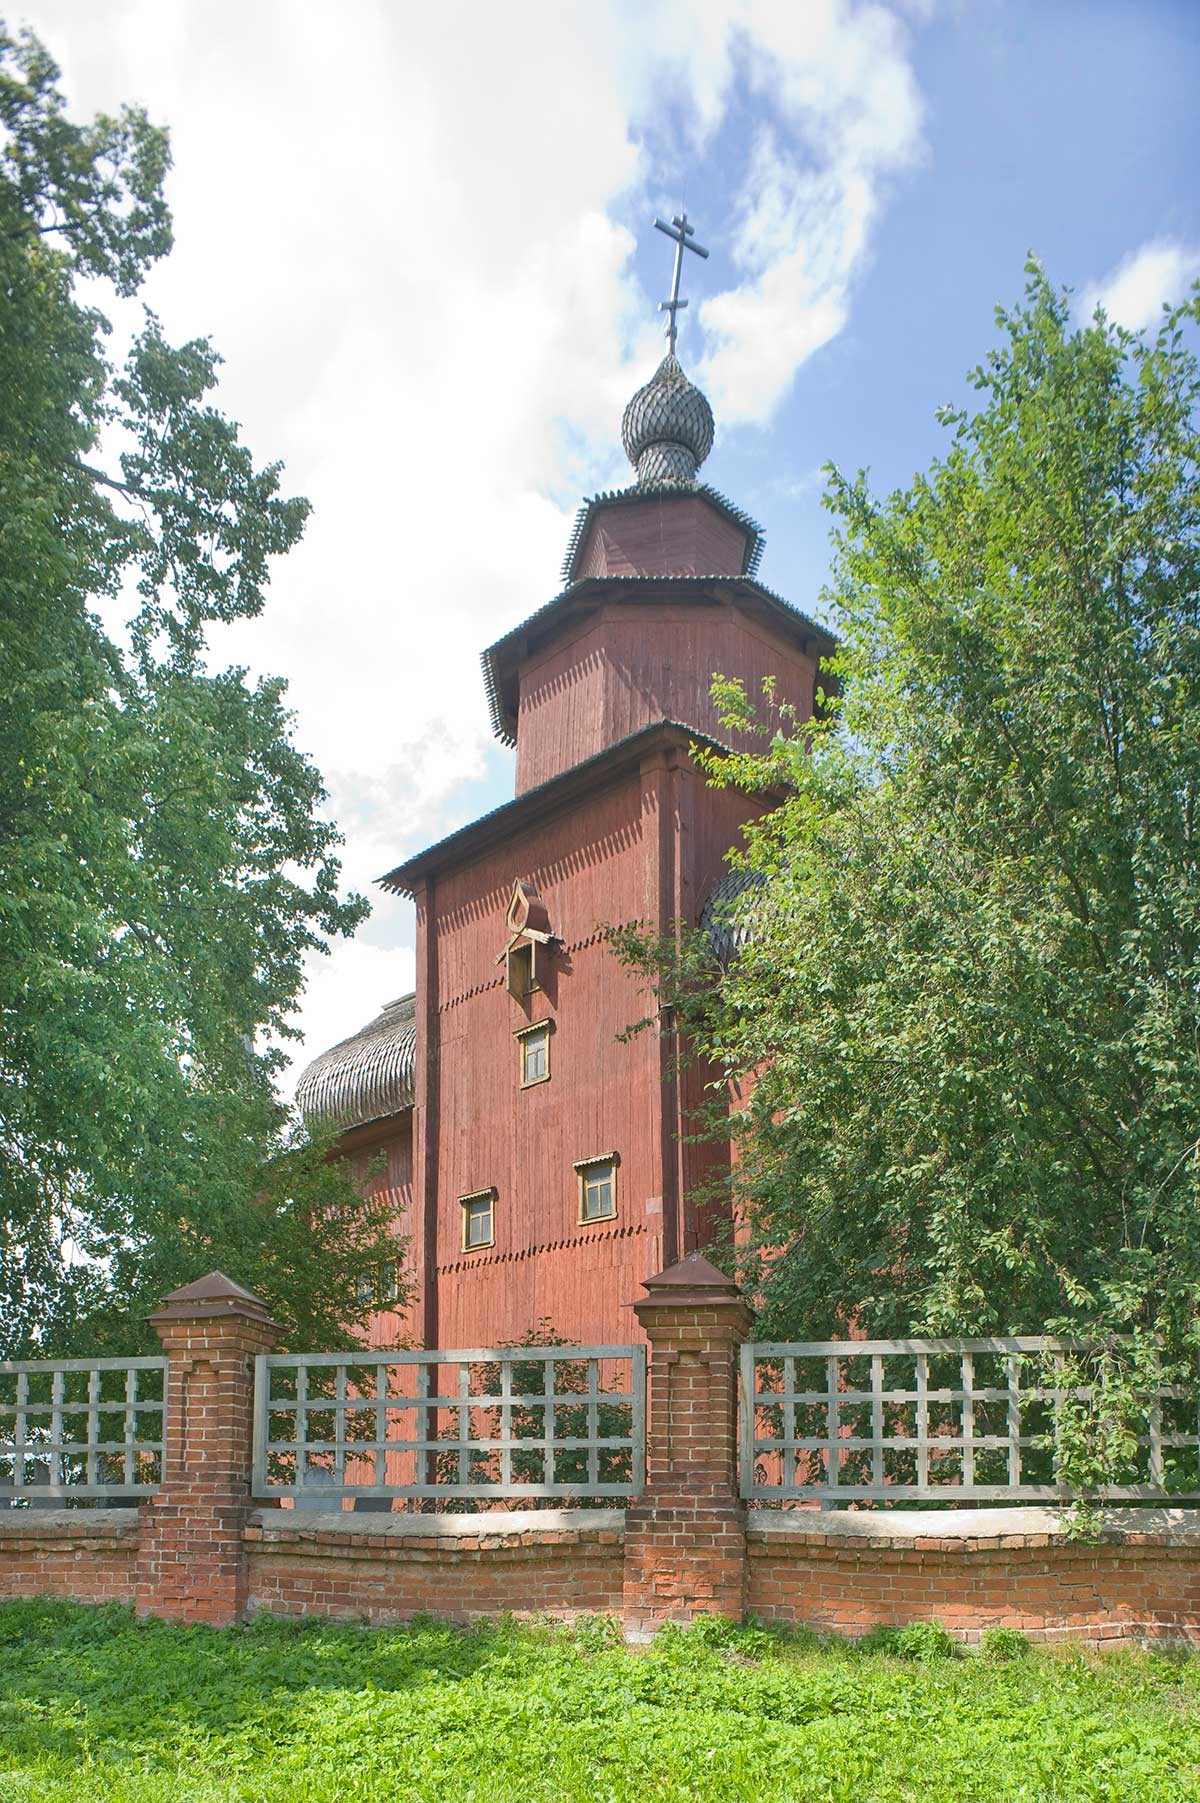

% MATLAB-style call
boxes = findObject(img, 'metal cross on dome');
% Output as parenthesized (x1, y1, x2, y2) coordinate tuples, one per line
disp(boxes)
(654, 209, 709, 357)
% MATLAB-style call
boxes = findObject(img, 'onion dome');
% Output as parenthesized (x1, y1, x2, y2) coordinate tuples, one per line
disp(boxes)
(700, 867, 766, 964)
(295, 992, 415, 1132)
(621, 355, 715, 485)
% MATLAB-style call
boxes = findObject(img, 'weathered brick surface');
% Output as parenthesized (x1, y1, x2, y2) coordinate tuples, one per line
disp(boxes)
(7, 1503, 1200, 1647)
(0, 1510, 138, 1605)
(622, 1255, 753, 1631)
(135, 1275, 280, 1627)
(747, 1515, 1200, 1644)
(244, 1512, 624, 1625)
(5, 1266, 1200, 1644)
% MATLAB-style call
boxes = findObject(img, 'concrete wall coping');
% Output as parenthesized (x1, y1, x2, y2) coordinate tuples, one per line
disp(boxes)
(247, 1506, 625, 1540)
(747, 1505, 1200, 1545)
(0, 1507, 141, 1537)
(4, 1504, 1194, 1545)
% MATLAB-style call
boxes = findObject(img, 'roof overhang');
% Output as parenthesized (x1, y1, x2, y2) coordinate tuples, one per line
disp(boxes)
(480, 573, 839, 748)
(561, 480, 766, 586)
(379, 719, 772, 898)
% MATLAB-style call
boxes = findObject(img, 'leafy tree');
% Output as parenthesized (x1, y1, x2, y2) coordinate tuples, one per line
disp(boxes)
(0, 28, 401, 1355)
(617, 266, 1200, 1397)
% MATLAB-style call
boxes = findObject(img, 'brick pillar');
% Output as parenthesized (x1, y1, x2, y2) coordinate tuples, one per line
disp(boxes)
(622, 1252, 752, 1636)
(136, 1271, 280, 1627)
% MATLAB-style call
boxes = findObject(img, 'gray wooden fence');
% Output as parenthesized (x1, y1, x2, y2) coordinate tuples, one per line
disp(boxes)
(0, 1358, 167, 1502)
(740, 1339, 1200, 1503)
(252, 1344, 646, 1503)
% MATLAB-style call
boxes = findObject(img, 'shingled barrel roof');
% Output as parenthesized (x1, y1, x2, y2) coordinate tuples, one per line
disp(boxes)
(700, 866, 767, 964)
(295, 992, 416, 1131)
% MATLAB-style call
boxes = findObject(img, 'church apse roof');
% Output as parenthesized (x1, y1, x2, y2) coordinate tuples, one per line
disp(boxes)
(295, 992, 415, 1132)
(700, 866, 767, 964)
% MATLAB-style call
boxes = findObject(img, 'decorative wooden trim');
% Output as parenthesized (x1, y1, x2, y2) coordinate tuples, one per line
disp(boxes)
(575, 1154, 619, 1225)
(573, 1150, 621, 1172)
(514, 1018, 554, 1088)
(458, 1188, 496, 1252)
(435, 1217, 645, 1276)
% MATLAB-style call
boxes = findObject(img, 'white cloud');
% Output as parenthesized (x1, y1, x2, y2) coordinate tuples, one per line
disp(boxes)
(699, 0, 926, 422)
(1081, 238, 1200, 334)
(291, 939, 416, 1085)
(27, 0, 929, 1086)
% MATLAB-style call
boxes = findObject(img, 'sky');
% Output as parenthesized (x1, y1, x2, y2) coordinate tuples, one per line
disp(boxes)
(23, 0, 1200, 1092)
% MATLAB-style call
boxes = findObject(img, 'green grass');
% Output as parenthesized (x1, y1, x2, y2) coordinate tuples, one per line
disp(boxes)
(1, 1601, 1198, 1802)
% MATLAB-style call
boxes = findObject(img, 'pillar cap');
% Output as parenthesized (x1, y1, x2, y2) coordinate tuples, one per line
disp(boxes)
(634, 1251, 749, 1313)
(148, 1269, 280, 1332)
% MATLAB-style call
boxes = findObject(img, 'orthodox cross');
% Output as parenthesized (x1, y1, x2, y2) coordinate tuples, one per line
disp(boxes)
(654, 210, 709, 357)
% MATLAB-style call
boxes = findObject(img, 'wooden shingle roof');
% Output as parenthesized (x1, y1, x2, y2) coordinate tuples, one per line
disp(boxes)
(295, 992, 415, 1131)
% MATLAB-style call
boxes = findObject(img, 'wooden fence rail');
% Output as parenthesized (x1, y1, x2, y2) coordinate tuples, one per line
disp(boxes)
(0, 1358, 167, 1501)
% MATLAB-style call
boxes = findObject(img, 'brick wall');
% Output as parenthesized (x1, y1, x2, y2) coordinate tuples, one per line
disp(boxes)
(5, 1503, 1199, 1644)
(245, 1508, 624, 1625)
(0, 1509, 138, 1606)
(748, 1509, 1200, 1645)
(3, 1264, 1200, 1644)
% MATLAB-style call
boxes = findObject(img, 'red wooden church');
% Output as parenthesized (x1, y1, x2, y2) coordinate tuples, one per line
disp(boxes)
(297, 229, 833, 1351)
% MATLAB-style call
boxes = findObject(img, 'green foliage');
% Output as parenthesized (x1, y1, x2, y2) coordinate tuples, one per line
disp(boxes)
(980, 1626, 1031, 1662)
(569, 1610, 624, 1653)
(0, 29, 399, 1354)
(861, 1619, 959, 1662)
(654, 1612, 779, 1659)
(2, 1600, 1200, 1801)
(617, 265, 1200, 1479)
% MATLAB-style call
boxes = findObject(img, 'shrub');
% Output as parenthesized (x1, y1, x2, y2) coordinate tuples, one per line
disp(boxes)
(863, 1620, 958, 1661)
(981, 1627, 1031, 1662)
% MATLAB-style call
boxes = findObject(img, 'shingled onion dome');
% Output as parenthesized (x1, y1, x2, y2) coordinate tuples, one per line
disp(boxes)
(295, 992, 415, 1132)
(621, 354, 715, 485)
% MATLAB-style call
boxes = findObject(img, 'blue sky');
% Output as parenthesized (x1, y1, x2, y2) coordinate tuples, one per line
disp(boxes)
(28, 0, 1200, 1084)
(656, 0, 1200, 622)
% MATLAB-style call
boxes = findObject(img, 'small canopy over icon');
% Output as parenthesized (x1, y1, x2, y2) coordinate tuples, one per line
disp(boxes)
(497, 878, 557, 999)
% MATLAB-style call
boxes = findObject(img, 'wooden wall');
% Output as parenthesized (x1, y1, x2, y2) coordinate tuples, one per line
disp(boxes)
(424, 765, 662, 1348)
(340, 1118, 418, 1349)
(409, 737, 777, 1351)
(574, 494, 749, 581)
(514, 601, 818, 794)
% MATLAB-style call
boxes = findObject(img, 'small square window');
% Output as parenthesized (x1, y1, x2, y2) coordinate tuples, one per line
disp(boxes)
(460, 1189, 495, 1250)
(517, 1022, 551, 1086)
(356, 1261, 402, 1306)
(575, 1155, 618, 1223)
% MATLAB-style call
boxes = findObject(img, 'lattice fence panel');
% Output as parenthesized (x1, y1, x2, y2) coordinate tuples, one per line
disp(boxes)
(740, 1339, 1200, 1503)
(0, 1358, 167, 1502)
(253, 1345, 645, 1504)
